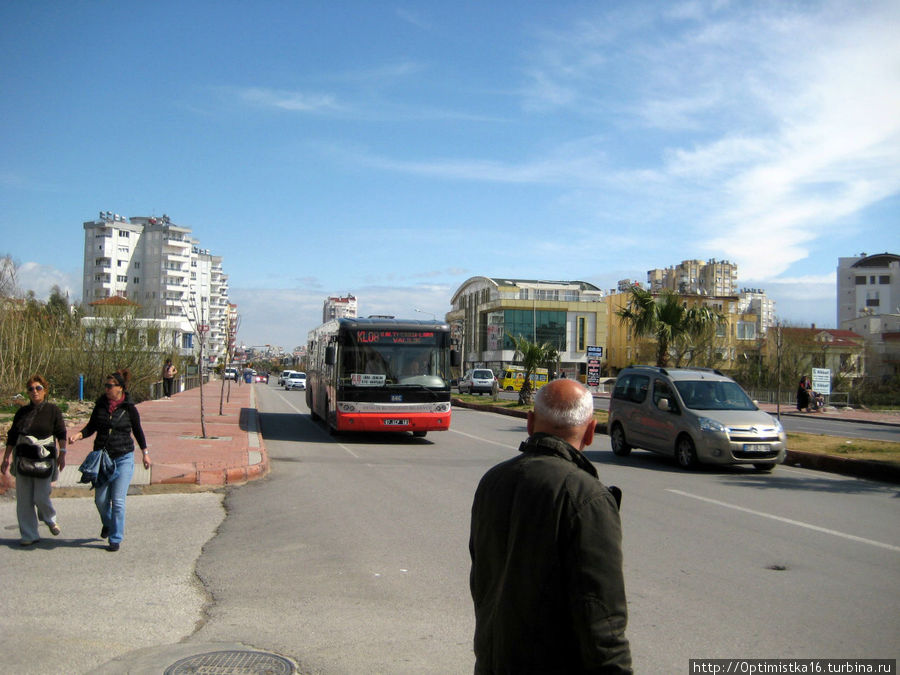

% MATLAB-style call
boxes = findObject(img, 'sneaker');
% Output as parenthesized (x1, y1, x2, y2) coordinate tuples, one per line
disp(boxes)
(48, 522, 61, 536)
(100, 525, 109, 539)
(106, 542, 120, 552)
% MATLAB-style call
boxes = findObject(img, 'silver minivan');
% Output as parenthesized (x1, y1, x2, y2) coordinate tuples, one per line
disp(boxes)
(459, 368, 495, 395)
(607, 366, 786, 471)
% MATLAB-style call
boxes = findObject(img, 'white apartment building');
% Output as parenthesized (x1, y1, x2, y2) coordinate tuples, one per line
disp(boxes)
(837, 252, 900, 324)
(836, 252, 900, 380)
(323, 294, 357, 323)
(82, 211, 231, 363)
(737, 288, 776, 334)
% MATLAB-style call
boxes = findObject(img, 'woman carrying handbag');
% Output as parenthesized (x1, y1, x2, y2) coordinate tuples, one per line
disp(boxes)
(68, 369, 150, 552)
(1, 375, 67, 546)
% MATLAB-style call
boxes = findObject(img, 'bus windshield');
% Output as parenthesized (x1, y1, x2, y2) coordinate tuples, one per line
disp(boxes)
(340, 329, 449, 387)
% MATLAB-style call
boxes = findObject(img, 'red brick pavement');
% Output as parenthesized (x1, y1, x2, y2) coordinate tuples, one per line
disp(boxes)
(1, 380, 268, 494)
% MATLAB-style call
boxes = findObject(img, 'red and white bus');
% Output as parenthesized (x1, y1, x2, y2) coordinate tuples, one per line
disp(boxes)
(306, 317, 459, 436)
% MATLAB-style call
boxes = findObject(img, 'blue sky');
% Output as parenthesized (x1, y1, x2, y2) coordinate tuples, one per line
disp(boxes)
(2, 1, 898, 350)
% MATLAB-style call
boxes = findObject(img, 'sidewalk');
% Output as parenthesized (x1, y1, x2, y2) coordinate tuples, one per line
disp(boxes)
(755, 401, 900, 427)
(1, 380, 268, 495)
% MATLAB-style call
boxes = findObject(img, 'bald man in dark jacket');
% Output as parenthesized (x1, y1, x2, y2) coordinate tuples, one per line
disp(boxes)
(469, 379, 631, 674)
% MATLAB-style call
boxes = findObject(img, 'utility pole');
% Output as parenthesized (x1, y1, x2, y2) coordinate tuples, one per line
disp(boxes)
(775, 321, 783, 421)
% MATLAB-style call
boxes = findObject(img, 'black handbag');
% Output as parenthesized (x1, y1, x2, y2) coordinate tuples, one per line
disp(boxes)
(15, 436, 55, 479)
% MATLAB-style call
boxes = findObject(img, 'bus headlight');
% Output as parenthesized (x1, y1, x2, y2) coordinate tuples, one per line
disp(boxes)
(338, 402, 356, 413)
(432, 403, 451, 413)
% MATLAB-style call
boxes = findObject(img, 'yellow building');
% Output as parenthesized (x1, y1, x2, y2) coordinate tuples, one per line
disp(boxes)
(606, 291, 762, 373)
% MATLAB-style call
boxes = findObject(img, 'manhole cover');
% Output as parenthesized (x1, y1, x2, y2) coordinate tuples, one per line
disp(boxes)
(164, 650, 294, 674)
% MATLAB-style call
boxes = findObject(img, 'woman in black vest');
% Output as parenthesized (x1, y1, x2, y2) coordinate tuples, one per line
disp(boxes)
(1, 375, 67, 545)
(68, 369, 150, 552)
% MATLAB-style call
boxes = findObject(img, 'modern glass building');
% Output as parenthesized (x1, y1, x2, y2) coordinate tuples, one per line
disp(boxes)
(447, 277, 608, 380)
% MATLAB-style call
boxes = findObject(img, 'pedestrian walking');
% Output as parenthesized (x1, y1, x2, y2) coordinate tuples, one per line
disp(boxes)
(162, 358, 177, 399)
(469, 378, 632, 673)
(1, 375, 67, 545)
(68, 369, 150, 552)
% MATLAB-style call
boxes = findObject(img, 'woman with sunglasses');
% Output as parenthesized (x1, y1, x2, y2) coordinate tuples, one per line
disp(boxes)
(1, 375, 67, 545)
(68, 369, 150, 552)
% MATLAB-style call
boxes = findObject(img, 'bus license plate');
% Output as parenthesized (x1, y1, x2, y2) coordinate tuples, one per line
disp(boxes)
(743, 443, 770, 452)
(384, 419, 410, 426)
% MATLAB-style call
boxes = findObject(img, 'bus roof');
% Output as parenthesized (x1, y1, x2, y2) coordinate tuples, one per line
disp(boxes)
(336, 317, 450, 330)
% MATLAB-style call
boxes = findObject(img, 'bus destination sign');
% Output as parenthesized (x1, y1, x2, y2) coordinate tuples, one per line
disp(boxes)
(356, 330, 436, 345)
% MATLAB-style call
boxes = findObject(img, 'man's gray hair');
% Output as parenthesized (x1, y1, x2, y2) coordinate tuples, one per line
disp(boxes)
(534, 383, 595, 427)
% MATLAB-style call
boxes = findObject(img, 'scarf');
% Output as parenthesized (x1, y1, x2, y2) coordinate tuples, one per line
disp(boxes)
(108, 394, 126, 415)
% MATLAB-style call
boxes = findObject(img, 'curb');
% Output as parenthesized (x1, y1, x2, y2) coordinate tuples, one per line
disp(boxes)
(451, 399, 900, 484)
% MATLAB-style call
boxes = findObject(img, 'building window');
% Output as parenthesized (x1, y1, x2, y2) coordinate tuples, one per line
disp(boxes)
(576, 316, 587, 351)
(501, 309, 566, 351)
(879, 275, 890, 284)
(855, 276, 866, 285)
(736, 321, 757, 340)
(119, 231, 129, 238)
(133, 277, 140, 284)
(117, 275, 127, 283)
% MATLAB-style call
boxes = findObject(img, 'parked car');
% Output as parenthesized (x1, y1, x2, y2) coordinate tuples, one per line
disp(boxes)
(607, 366, 786, 471)
(285, 371, 307, 391)
(458, 368, 495, 395)
(223, 367, 238, 381)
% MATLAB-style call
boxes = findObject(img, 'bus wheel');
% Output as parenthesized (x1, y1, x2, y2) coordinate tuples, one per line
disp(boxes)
(413, 430, 427, 438)
(505, 386, 514, 392)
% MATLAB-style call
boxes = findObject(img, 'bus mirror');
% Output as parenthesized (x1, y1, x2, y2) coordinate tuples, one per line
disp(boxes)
(325, 346, 335, 365)
(450, 350, 460, 367)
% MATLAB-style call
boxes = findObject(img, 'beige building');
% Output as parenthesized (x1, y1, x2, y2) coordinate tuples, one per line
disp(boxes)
(447, 277, 608, 380)
(648, 258, 738, 296)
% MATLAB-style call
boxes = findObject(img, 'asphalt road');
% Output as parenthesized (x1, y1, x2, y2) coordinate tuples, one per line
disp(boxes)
(218, 383, 898, 673)
(5, 384, 895, 673)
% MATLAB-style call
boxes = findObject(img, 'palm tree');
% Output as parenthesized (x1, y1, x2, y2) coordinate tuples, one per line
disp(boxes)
(509, 334, 557, 405)
(617, 286, 723, 368)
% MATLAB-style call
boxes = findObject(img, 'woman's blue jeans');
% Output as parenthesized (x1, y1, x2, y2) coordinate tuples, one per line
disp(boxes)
(94, 452, 134, 545)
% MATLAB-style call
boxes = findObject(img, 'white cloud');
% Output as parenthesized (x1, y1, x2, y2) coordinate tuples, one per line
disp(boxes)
(235, 87, 342, 113)
(14, 262, 80, 302)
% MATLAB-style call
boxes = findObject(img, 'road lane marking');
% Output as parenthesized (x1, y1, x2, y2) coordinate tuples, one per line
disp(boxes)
(667, 489, 900, 553)
(449, 427, 518, 451)
(269, 389, 360, 459)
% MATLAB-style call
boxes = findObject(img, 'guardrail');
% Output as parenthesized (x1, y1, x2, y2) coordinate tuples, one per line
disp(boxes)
(744, 389, 852, 407)
(147, 374, 209, 401)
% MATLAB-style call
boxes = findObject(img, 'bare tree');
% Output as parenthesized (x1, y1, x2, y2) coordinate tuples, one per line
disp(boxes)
(219, 312, 240, 414)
